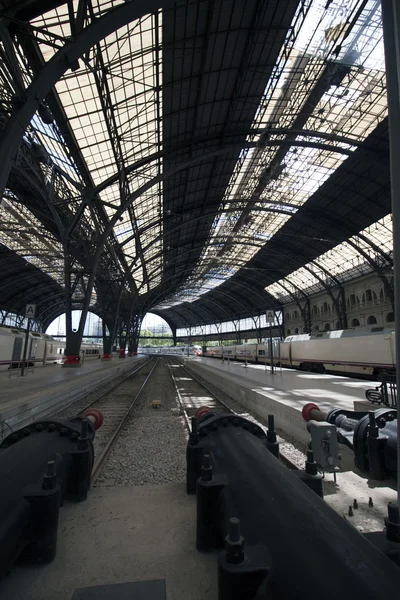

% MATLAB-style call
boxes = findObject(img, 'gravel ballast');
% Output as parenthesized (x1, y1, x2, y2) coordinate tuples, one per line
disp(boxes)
(97, 359, 188, 486)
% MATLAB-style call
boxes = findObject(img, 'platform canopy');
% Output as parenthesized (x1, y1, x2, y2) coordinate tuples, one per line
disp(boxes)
(0, 0, 392, 330)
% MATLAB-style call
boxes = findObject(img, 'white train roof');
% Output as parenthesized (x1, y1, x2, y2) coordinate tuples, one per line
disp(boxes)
(284, 324, 395, 343)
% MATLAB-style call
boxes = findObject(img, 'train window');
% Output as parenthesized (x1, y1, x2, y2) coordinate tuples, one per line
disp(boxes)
(258, 350, 265, 356)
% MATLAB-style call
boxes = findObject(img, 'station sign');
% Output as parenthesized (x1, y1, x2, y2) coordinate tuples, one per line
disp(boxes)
(25, 304, 36, 319)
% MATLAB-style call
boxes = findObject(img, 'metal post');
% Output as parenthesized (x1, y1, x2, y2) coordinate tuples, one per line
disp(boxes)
(20, 319, 30, 377)
(265, 336, 267, 372)
(269, 326, 274, 375)
(381, 0, 400, 499)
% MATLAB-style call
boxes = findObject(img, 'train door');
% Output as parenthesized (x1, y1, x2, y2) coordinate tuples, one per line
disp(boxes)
(12, 337, 23, 365)
(29, 339, 38, 361)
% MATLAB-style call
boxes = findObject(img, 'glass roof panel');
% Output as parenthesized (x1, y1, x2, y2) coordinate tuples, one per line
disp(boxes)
(265, 215, 392, 301)
(0, 194, 65, 286)
(157, 0, 387, 309)
(29, 8, 163, 291)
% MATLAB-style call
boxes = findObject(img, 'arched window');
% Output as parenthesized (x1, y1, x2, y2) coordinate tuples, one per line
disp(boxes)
(293, 310, 299, 320)
(335, 321, 340, 329)
(347, 294, 360, 308)
(379, 287, 385, 301)
(351, 318, 360, 327)
(367, 315, 377, 325)
(321, 302, 330, 315)
(386, 312, 394, 323)
(286, 329, 291, 336)
(363, 289, 377, 304)
(286, 313, 291, 322)
(312, 305, 320, 316)
(324, 323, 331, 331)
(294, 328, 299, 334)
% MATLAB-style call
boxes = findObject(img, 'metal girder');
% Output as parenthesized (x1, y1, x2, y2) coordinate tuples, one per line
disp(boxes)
(0, 0, 178, 197)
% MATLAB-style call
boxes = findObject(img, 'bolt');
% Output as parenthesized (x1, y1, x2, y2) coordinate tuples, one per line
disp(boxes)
(385, 502, 400, 543)
(46, 461, 55, 477)
(388, 502, 400, 523)
(233, 419, 239, 427)
(23, 429, 30, 437)
(225, 517, 244, 565)
(222, 419, 228, 427)
(71, 432, 78, 440)
(268, 414, 275, 431)
(60, 427, 67, 436)
(305, 449, 318, 476)
(348, 506, 354, 517)
(189, 417, 199, 445)
(368, 412, 379, 438)
(191, 417, 198, 434)
(369, 497, 374, 508)
(10, 434, 18, 442)
(201, 454, 212, 482)
(353, 499, 358, 509)
(228, 518, 241, 543)
(77, 419, 89, 450)
(80, 419, 88, 438)
(267, 414, 277, 443)
(42, 460, 57, 490)
(48, 423, 56, 432)
(35, 424, 43, 432)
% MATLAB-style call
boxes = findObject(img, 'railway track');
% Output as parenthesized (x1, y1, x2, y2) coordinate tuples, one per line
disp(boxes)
(60, 357, 160, 485)
(168, 358, 300, 470)
(167, 359, 233, 430)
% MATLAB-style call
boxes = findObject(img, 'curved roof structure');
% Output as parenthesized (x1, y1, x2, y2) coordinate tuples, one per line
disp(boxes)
(0, 0, 392, 332)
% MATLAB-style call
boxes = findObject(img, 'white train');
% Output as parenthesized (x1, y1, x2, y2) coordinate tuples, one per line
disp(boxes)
(0, 326, 102, 371)
(139, 345, 202, 356)
(203, 325, 396, 379)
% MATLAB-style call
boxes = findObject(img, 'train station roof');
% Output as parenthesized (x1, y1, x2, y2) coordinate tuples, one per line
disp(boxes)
(0, 0, 392, 329)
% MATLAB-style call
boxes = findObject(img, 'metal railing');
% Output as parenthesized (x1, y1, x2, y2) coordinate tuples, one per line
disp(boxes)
(365, 375, 397, 408)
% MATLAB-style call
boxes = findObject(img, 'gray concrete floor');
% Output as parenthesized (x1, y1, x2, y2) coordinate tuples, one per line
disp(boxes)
(0, 483, 218, 600)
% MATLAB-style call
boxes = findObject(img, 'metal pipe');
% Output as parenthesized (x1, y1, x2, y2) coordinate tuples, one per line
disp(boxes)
(381, 0, 400, 501)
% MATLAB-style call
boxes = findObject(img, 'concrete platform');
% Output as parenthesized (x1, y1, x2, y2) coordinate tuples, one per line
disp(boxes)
(0, 355, 148, 432)
(184, 357, 380, 448)
(0, 483, 217, 600)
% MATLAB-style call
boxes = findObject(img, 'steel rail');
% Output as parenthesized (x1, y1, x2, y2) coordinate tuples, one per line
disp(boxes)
(78, 356, 152, 413)
(178, 359, 300, 470)
(166, 360, 192, 432)
(90, 358, 159, 485)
